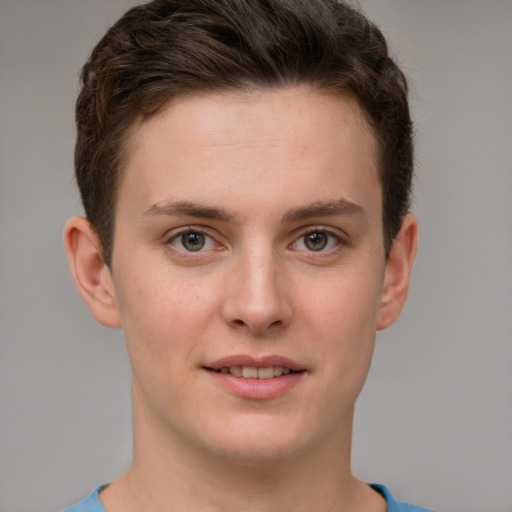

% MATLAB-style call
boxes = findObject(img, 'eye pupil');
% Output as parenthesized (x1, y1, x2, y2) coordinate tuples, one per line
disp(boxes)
(305, 232, 328, 251)
(182, 232, 205, 251)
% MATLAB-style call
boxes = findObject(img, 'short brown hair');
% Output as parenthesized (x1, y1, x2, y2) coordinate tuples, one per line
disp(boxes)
(75, 0, 413, 265)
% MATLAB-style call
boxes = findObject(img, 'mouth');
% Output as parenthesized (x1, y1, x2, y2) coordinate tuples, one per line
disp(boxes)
(207, 365, 302, 379)
(203, 356, 307, 399)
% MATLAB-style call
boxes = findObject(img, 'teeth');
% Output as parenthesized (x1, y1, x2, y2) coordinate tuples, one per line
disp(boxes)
(218, 366, 294, 379)
(257, 367, 274, 379)
(242, 366, 258, 378)
(230, 366, 242, 377)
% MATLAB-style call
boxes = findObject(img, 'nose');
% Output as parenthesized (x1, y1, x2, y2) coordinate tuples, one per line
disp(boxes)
(221, 247, 293, 336)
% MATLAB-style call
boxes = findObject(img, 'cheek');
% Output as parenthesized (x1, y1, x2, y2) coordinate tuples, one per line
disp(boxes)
(303, 270, 382, 383)
(114, 268, 219, 368)
(305, 269, 382, 336)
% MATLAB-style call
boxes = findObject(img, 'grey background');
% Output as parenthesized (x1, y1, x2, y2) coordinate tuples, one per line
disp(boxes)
(0, 1, 511, 511)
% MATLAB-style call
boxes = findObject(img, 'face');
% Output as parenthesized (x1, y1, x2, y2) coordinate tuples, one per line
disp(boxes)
(108, 87, 392, 464)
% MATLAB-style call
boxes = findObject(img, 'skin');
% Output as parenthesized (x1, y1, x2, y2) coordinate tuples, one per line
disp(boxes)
(64, 86, 417, 511)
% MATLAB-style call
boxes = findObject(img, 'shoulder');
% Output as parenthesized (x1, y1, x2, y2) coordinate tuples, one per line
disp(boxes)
(371, 484, 437, 512)
(61, 486, 107, 512)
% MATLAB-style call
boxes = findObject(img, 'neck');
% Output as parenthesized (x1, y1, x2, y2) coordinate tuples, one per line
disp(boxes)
(100, 383, 385, 512)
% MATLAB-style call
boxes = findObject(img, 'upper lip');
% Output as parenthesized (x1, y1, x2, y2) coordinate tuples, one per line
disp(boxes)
(204, 355, 306, 372)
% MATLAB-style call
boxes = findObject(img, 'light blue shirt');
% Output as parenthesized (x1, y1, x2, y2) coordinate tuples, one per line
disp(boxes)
(62, 484, 436, 511)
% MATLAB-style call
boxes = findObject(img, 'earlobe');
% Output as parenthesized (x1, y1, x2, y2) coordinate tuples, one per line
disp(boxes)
(63, 216, 121, 328)
(377, 214, 418, 330)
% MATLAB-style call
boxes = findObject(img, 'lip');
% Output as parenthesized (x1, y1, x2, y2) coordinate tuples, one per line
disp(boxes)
(203, 354, 307, 400)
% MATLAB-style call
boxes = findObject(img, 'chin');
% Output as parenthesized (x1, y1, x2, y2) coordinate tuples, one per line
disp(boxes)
(213, 441, 301, 467)
(201, 415, 316, 466)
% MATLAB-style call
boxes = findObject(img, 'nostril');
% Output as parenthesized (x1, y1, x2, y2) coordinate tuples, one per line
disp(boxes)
(233, 319, 245, 326)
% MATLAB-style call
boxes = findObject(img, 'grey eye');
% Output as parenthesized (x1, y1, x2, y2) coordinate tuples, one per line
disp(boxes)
(304, 232, 328, 251)
(181, 232, 206, 251)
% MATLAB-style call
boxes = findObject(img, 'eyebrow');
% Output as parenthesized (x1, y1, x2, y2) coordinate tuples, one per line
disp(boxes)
(281, 199, 365, 223)
(141, 198, 365, 223)
(142, 200, 235, 222)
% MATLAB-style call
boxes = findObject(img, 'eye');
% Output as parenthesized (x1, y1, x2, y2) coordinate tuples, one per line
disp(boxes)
(168, 229, 217, 252)
(304, 232, 329, 251)
(291, 229, 342, 253)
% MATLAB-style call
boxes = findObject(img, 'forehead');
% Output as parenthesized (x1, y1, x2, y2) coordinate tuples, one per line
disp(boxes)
(129, 87, 375, 154)
(119, 87, 380, 220)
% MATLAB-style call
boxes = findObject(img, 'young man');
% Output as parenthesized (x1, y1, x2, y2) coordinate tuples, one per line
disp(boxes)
(63, 0, 433, 510)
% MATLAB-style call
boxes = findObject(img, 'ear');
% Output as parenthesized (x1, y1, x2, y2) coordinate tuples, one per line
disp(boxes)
(377, 213, 418, 330)
(63, 216, 121, 328)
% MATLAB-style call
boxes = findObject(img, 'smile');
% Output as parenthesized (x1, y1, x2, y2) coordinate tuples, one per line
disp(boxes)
(204, 356, 307, 399)
(214, 366, 293, 379)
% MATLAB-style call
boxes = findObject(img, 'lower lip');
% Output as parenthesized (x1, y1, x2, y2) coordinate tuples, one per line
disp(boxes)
(205, 370, 305, 399)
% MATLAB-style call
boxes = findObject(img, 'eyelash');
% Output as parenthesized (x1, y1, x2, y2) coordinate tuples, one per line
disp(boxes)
(290, 227, 345, 254)
(166, 226, 345, 255)
(166, 227, 220, 253)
